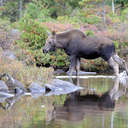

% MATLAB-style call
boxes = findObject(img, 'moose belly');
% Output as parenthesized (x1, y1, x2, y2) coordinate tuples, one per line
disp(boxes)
(79, 50, 100, 59)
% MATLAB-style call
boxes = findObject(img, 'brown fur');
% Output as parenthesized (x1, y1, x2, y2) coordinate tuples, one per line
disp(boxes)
(43, 29, 128, 76)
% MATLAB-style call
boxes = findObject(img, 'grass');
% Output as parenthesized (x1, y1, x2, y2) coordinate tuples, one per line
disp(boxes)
(0, 48, 53, 88)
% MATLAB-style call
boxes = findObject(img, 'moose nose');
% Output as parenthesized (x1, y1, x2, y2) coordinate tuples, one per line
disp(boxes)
(43, 49, 48, 53)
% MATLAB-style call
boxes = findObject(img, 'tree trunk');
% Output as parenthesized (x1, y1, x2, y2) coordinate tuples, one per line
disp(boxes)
(112, 0, 115, 14)
(0, 0, 3, 6)
(19, 0, 23, 19)
(102, 0, 106, 26)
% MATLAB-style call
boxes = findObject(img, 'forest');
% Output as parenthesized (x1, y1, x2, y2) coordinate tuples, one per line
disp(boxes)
(0, 0, 128, 74)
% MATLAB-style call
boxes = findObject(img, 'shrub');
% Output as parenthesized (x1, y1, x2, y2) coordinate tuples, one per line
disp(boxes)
(1, 0, 19, 22)
(83, 15, 101, 24)
(24, 2, 53, 22)
(120, 8, 128, 21)
(85, 30, 94, 36)
(17, 17, 70, 69)
(57, 13, 101, 25)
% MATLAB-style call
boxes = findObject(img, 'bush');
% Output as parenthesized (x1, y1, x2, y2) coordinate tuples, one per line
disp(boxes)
(24, 2, 54, 22)
(120, 8, 128, 21)
(85, 30, 94, 36)
(1, 0, 19, 22)
(57, 12, 101, 24)
(17, 17, 70, 69)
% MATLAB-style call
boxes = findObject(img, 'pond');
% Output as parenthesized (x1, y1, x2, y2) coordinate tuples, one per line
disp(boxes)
(0, 76, 128, 128)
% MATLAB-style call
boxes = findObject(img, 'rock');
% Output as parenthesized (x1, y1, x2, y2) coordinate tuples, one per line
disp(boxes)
(54, 69, 66, 75)
(29, 82, 45, 98)
(4, 74, 25, 91)
(9, 29, 21, 40)
(2, 50, 16, 60)
(10, 29, 20, 35)
(7, 78, 24, 89)
(67, 70, 96, 75)
(0, 73, 25, 92)
(119, 71, 127, 77)
(0, 92, 14, 103)
(0, 80, 8, 91)
(5, 92, 24, 109)
(118, 71, 128, 87)
(15, 87, 24, 96)
(45, 79, 83, 96)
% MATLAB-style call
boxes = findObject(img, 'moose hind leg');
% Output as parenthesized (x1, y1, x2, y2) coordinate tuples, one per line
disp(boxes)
(112, 54, 128, 74)
(107, 57, 119, 76)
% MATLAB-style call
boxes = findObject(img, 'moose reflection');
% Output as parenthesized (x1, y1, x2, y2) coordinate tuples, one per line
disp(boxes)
(53, 77, 127, 122)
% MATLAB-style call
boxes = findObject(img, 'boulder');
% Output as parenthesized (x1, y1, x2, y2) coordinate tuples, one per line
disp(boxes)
(0, 80, 8, 91)
(45, 79, 83, 96)
(0, 92, 14, 103)
(29, 82, 45, 98)
(2, 50, 16, 60)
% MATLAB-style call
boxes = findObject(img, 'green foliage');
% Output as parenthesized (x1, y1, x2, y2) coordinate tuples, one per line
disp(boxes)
(57, 15, 81, 24)
(114, 41, 119, 49)
(25, 0, 82, 19)
(79, 0, 102, 7)
(23, 1, 53, 22)
(85, 30, 94, 36)
(115, 0, 128, 5)
(1, 0, 19, 22)
(17, 17, 69, 68)
(57, 13, 101, 24)
(84, 15, 101, 24)
(120, 8, 128, 21)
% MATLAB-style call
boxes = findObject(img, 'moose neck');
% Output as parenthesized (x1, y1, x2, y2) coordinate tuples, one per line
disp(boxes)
(56, 33, 69, 49)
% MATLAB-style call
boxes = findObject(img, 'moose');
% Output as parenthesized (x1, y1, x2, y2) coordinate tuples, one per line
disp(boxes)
(43, 29, 128, 76)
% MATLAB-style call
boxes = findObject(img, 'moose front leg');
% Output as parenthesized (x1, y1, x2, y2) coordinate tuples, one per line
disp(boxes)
(75, 58, 80, 85)
(69, 55, 77, 77)
(76, 58, 80, 76)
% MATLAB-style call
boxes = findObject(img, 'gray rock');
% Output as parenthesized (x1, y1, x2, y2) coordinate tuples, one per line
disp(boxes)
(118, 71, 128, 87)
(15, 87, 24, 96)
(0, 92, 14, 103)
(45, 79, 83, 96)
(54, 69, 65, 75)
(0, 80, 8, 91)
(9, 29, 21, 41)
(29, 82, 45, 98)
(10, 29, 20, 35)
(2, 50, 16, 60)
(0, 73, 25, 95)
(6, 76, 25, 90)
(67, 70, 96, 75)
(5, 92, 24, 109)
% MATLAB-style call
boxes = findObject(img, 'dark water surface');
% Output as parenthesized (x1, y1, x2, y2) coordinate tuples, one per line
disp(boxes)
(0, 77, 128, 128)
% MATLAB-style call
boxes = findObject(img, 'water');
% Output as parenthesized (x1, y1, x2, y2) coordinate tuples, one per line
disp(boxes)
(0, 77, 128, 128)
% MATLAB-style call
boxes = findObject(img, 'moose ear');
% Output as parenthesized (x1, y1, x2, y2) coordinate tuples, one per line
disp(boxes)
(52, 31, 56, 36)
